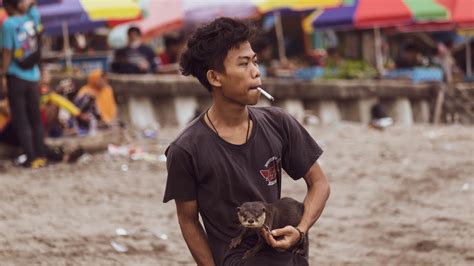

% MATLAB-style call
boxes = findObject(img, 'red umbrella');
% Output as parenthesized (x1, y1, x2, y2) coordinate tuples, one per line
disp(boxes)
(354, 0, 412, 28)
(437, 0, 474, 28)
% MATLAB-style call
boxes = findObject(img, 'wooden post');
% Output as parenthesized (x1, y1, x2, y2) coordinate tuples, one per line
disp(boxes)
(433, 84, 446, 124)
(62, 22, 73, 72)
(274, 11, 287, 62)
(467, 35, 472, 77)
(374, 27, 384, 75)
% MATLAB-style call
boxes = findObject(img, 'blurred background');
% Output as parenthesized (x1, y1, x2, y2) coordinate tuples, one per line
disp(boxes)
(0, 0, 473, 265)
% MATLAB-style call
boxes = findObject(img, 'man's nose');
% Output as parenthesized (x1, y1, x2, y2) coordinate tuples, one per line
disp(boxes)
(251, 63, 261, 79)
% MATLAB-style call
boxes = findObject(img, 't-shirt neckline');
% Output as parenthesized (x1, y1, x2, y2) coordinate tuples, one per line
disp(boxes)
(200, 107, 257, 148)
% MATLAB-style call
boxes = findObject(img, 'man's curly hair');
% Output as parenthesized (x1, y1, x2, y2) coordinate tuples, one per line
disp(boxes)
(180, 17, 256, 92)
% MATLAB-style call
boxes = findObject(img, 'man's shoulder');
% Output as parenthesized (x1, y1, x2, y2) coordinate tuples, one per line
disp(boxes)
(2, 18, 19, 30)
(250, 106, 288, 120)
(139, 45, 154, 54)
(168, 114, 207, 150)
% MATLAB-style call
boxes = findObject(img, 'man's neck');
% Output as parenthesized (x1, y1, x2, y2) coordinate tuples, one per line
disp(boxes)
(208, 100, 249, 128)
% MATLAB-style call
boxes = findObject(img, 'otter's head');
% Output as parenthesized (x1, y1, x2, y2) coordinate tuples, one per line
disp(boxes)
(236, 202, 266, 229)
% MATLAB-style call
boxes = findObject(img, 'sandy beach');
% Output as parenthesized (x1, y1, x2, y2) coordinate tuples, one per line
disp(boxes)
(0, 123, 473, 265)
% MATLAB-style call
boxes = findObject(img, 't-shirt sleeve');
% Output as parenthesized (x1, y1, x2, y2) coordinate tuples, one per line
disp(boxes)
(163, 143, 198, 203)
(27, 5, 41, 26)
(2, 22, 14, 50)
(280, 110, 323, 180)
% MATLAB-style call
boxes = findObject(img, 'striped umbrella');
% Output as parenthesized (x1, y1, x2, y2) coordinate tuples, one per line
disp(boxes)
(306, 0, 452, 31)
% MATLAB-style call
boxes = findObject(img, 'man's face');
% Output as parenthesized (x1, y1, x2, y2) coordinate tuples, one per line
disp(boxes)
(216, 41, 262, 106)
(128, 32, 141, 46)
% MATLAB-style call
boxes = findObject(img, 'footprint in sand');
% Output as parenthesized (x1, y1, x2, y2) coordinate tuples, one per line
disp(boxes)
(414, 240, 438, 252)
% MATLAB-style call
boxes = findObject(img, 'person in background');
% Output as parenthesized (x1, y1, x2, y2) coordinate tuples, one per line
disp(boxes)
(75, 69, 117, 130)
(1, 0, 47, 168)
(157, 33, 186, 74)
(396, 43, 423, 68)
(39, 70, 89, 137)
(324, 46, 344, 69)
(110, 26, 158, 74)
(159, 33, 186, 65)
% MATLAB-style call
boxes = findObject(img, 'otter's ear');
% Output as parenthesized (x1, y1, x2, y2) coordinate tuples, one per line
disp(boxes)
(262, 207, 266, 213)
(237, 207, 241, 213)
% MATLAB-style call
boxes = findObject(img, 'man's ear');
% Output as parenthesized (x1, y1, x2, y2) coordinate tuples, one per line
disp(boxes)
(206, 70, 222, 89)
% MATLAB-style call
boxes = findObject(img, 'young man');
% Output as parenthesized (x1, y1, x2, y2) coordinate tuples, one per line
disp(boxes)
(110, 26, 158, 74)
(1, 0, 46, 168)
(163, 18, 330, 266)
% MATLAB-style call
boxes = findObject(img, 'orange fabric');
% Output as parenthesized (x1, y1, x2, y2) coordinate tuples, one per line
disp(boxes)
(0, 100, 10, 131)
(78, 70, 117, 123)
(0, 113, 9, 131)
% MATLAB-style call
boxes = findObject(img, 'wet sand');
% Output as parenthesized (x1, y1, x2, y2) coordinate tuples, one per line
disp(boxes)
(0, 123, 473, 265)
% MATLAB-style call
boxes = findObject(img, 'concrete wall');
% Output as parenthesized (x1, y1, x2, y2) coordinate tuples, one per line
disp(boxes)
(51, 74, 441, 129)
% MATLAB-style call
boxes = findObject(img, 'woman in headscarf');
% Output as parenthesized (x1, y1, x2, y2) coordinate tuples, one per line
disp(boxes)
(75, 69, 117, 127)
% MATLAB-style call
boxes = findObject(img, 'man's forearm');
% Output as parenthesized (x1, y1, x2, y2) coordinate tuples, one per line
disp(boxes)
(179, 219, 215, 266)
(298, 164, 330, 233)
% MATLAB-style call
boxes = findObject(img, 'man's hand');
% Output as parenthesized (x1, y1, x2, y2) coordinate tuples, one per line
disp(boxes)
(260, 225, 302, 251)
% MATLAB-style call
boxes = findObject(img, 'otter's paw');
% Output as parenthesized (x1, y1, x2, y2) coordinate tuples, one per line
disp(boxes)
(229, 237, 242, 249)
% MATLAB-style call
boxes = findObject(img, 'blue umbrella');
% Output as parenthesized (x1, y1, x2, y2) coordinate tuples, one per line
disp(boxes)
(38, 0, 105, 36)
(311, 0, 357, 29)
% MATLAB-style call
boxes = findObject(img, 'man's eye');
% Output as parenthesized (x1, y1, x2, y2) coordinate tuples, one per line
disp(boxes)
(240, 62, 249, 66)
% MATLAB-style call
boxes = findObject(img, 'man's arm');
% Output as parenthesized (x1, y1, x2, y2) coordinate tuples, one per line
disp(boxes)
(176, 200, 216, 266)
(297, 162, 330, 232)
(263, 162, 330, 249)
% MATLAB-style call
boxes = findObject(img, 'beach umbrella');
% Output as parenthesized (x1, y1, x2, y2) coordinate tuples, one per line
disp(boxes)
(39, 0, 141, 70)
(39, 0, 106, 36)
(306, 0, 451, 31)
(252, 0, 343, 61)
(305, 0, 453, 72)
(108, 0, 259, 48)
(253, 0, 341, 13)
(183, 0, 258, 23)
(108, 0, 184, 48)
(80, 0, 141, 21)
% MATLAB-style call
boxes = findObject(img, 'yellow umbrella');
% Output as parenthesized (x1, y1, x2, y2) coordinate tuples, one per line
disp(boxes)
(253, 0, 341, 13)
(80, 0, 141, 21)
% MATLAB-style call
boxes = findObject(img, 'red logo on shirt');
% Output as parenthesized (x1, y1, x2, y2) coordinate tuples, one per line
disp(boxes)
(260, 156, 281, 186)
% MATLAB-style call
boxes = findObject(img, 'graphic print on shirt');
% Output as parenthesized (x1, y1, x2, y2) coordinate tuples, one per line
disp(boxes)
(14, 20, 38, 60)
(259, 156, 281, 186)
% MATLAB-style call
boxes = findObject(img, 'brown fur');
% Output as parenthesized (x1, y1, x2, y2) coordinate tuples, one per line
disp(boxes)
(229, 197, 308, 259)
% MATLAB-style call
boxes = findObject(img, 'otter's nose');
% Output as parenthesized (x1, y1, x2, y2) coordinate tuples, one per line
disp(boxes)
(248, 219, 254, 224)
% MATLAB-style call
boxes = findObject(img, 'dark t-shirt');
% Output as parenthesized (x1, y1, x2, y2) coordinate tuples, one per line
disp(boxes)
(111, 45, 158, 74)
(163, 106, 323, 266)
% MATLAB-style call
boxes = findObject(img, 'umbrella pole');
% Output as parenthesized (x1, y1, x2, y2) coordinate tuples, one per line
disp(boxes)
(274, 11, 287, 62)
(62, 22, 73, 73)
(467, 35, 472, 77)
(374, 27, 384, 76)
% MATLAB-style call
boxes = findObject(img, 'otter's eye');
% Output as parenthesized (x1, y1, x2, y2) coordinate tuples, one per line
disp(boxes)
(237, 207, 241, 213)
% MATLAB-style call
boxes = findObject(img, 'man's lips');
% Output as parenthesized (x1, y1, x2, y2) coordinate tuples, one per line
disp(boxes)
(249, 85, 262, 90)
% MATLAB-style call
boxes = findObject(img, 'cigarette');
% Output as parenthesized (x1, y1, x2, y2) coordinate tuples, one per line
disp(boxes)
(257, 87, 274, 101)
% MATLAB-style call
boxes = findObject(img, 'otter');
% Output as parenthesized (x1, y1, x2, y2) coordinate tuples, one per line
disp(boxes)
(229, 197, 308, 259)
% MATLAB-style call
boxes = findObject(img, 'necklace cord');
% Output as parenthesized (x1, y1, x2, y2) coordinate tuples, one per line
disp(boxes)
(206, 110, 251, 142)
